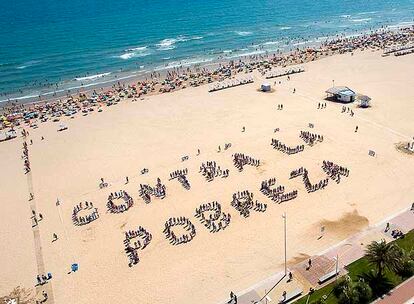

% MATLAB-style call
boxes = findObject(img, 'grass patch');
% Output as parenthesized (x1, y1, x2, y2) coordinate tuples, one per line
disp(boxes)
(294, 282, 337, 304)
(293, 230, 414, 304)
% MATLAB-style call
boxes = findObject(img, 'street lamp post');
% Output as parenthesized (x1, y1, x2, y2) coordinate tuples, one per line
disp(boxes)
(283, 212, 287, 275)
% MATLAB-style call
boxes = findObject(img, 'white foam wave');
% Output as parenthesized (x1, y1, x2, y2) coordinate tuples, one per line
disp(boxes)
(292, 40, 313, 46)
(16, 60, 41, 70)
(263, 40, 281, 45)
(223, 50, 233, 53)
(125, 46, 148, 52)
(75, 72, 111, 82)
(340, 15, 351, 18)
(387, 21, 414, 29)
(157, 38, 178, 50)
(235, 31, 253, 36)
(279, 27, 292, 30)
(119, 46, 151, 60)
(357, 11, 377, 15)
(227, 50, 265, 59)
(350, 18, 372, 23)
(156, 35, 203, 51)
(154, 57, 213, 71)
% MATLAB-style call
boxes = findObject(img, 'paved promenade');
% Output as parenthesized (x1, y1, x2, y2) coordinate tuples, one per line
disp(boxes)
(221, 206, 414, 304)
(373, 276, 414, 304)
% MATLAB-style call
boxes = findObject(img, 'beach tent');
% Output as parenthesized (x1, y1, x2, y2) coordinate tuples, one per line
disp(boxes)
(358, 95, 371, 108)
(261, 83, 271, 92)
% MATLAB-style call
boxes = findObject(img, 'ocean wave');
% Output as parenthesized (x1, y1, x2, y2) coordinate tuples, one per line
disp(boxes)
(350, 18, 372, 23)
(154, 57, 213, 71)
(124, 46, 148, 52)
(340, 15, 351, 18)
(357, 11, 377, 15)
(235, 31, 253, 36)
(227, 50, 265, 59)
(75, 72, 111, 82)
(0, 94, 39, 103)
(263, 40, 281, 45)
(223, 50, 233, 53)
(387, 21, 414, 29)
(16, 60, 41, 70)
(291, 40, 313, 46)
(119, 46, 151, 60)
(156, 35, 203, 51)
(279, 26, 292, 30)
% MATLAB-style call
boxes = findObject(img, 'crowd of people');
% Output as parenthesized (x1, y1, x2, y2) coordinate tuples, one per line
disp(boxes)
(230, 190, 266, 218)
(259, 177, 298, 203)
(322, 160, 350, 184)
(341, 106, 354, 117)
(194, 201, 231, 233)
(302, 169, 329, 193)
(72, 202, 99, 226)
(290, 167, 305, 179)
(317, 103, 327, 109)
(36, 273, 52, 286)
(124, 226, 152, 267)
(169, 168, 191, 190)
(260, 178, 285, 201)
(107, 190, 134, 213)
(277, 190, 298, 203)
(22, 141, 30, 174)
(271, 139, 305, 155)
(232, 153, 260, 171)
(139, 178, 166, 203)
(253, 201, 267, 212)
(290, 167, 329, 193)
(2, 27, 414, 133)
(163, 217, 197, 245)
(199, 161, 230, 181)
(299, 131, 324, 146)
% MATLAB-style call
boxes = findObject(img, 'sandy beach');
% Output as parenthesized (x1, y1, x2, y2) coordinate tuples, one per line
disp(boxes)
(1, 48, 414, 304)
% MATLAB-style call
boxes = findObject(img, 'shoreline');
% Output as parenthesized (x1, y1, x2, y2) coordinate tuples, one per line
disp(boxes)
(0, 24, 412, 109)
(1, 26, 413, 129)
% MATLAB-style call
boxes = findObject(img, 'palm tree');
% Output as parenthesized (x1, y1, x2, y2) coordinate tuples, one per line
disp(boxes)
(358, 270, 393, 297)
(394, 248, 414, 279)
(334, 276, 372, 304)
(365, 240, 401, 277)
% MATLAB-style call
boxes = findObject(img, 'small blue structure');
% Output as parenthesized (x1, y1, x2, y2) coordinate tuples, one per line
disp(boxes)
(71, 263, 79, 272)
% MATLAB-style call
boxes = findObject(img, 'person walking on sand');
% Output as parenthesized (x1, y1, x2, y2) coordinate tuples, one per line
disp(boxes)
(126, 176, 129, 184)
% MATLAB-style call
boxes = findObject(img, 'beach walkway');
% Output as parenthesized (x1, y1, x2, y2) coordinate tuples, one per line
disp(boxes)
(27, 162, 55, 303)
(223, 206, 414, 304)
(372, 276, 414, 304)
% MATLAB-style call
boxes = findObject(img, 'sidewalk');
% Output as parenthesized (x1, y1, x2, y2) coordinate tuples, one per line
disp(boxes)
(221, 207, 414, 304)
(372, 276, 414, 304)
